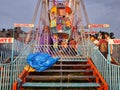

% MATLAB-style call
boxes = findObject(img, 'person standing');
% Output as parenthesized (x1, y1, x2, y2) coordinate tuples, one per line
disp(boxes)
(98, 35, 108, 59)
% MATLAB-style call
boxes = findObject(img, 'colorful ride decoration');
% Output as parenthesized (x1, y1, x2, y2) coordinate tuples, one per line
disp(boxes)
(65, 6, 72, 14)
(52, 34, 59, 48)
(50, 5, 72, 36)
(26, 52, 60, 72)
(50, 4, 73, 48)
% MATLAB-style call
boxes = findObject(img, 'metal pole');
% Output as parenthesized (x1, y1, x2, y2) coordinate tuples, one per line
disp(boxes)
(10, 29, 14, 90)
(108, 27, 111, 90)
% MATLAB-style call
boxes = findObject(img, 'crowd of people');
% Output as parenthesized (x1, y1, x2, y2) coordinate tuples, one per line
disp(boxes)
(51, 33, 77, 56)
(0, 27, 24, 38)
(0, 27, 116, 59)
(90, 31, 115, 59)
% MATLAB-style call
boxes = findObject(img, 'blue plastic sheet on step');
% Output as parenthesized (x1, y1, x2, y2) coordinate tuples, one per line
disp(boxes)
(27, 52, 60, 72)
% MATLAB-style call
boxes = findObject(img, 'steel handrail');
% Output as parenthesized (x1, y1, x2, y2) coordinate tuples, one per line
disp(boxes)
(86, 40, 120, 90)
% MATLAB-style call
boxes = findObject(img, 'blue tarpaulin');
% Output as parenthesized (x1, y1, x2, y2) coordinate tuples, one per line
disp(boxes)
(27, 52, 60, 72)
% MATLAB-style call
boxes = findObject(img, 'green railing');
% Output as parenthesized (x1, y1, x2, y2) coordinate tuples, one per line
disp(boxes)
(0, 40, 26, 64)
(112, 44, 120, 64)
(1, 38, 120, 90)
(0, 40, 34, 90)
(0, 40, 85, 90)
(86, 40, 120, 90)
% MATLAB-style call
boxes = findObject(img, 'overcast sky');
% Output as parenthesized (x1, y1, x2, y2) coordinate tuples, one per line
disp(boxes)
(0, 0, 120, 38)
(85, 0, 120, 38)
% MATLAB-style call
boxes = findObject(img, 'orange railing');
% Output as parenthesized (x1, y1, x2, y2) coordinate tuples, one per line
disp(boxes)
(87, 58, 108, 90)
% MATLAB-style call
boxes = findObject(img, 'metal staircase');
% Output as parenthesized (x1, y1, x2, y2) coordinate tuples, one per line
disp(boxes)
(14, 57, 108, 90)
(1, 0, 120, 89)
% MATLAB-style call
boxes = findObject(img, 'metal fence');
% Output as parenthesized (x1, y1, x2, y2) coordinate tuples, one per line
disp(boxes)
(0, 39, 26, 64)
(33, 45, 84, 58)
(112, 44, 120, 64)
(0, 40, 34, 90)
(2, 38, 120, 90)
(86, 40, 120, 90)
(0, 40, 85, 90)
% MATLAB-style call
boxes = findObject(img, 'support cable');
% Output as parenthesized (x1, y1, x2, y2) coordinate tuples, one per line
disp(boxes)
(25, 0, 42, 44)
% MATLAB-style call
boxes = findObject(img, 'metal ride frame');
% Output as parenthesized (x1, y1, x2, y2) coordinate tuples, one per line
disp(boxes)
(0, 1, 87, 90)
(0, 0, 119, 90)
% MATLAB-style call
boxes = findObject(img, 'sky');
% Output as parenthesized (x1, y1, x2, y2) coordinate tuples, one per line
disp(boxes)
(0, 0, 120, 38)
(84, 0, 120, 38)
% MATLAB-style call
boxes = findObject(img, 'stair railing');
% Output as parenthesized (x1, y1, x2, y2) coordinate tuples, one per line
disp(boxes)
(12, 44, 86, 90)
(111, 44, 120, 64)
(0, 40, 34, 90)
(0, 39, 26, 64)
(86, 39, 120, 90)
(33, 45, 84, 59)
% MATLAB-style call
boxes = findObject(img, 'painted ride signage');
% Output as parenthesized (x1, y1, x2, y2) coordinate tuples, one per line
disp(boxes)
(14, 23, 34, 27)
(88, 24, 110, 28)
(109, 39, 120, 44)
(0, 38, 14, 43)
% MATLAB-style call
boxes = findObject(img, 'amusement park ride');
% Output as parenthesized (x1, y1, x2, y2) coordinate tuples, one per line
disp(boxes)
(24, 0, 90, 46)
(0, 0, 120, 90)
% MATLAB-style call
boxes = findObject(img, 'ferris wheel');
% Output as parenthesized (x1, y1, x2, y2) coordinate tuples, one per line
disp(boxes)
(25, 0, 91, 47)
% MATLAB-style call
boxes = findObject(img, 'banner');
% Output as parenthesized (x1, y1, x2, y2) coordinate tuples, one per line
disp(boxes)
(109, 39, 120, 44)
(0, 38, 14, 43)
(88, 24, 110, 28)
(14, 23, 34, 27)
